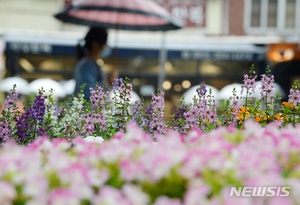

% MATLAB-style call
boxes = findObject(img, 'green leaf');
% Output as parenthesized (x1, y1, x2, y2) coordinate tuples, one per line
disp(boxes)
(258, 119, 267, 124)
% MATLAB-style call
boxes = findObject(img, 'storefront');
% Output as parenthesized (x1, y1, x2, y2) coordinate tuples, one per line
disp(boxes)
(3, 33, 267, 101)
(268, 43, 300, 101)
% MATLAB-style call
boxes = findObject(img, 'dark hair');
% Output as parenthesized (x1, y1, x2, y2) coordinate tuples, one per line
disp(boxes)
(77, 26, 108, 60)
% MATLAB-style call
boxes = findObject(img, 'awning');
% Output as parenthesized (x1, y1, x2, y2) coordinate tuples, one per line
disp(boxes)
(3, 34, 266, 61)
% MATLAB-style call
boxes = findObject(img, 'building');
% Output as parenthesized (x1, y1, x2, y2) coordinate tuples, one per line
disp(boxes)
(1, 0, 296, 103)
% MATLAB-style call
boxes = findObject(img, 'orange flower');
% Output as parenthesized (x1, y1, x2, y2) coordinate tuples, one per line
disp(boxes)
(281, 102, 295, 108)
(255, 117, 263, 122)
(236, 107, 251, 119)
(273, 113, 284, 121)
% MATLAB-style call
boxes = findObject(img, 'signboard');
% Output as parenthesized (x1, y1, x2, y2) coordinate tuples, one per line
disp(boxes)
(6, 42, 76, 56)
(179, 50, 265, 61)
(153, 0, 206, 27)
(5, 42, 264, 62)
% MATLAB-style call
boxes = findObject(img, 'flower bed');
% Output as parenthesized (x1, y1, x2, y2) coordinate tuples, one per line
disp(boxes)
(1, 66, 300, 204)
(0, 121, 299, 204)
(1, 66, 300, 145)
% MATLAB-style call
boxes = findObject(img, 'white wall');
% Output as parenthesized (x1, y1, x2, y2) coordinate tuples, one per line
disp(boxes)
(206, 0, 223, 36)
(0, 0, 64, 31)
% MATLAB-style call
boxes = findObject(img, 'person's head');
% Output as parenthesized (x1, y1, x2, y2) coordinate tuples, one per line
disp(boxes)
(84, 26, 108, 52)
(77, 26, 108, 60)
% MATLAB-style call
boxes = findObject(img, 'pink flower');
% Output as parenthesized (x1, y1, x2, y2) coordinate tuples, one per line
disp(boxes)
(241, 74, 257, 95)
(119, 159, 145, 181)
(154, 196, 182, 205)
(267, 196, 294, 205)
(23, 172, 48, 197)
(260, 74, 276, 103)
(184, 185, 211, 205)
(0, 181, 17, 203)
(93, 186, 130, 205)
(122, 184, 150, 205)
(48, 188, 81, 205)
(288, 88, 300, 105)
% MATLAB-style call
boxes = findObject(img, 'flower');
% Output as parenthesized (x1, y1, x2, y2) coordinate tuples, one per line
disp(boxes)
(196, 84, 207, 98)
(260, 74, 276, 104)
(288, 88, 300, 105)
(84, 136, 104, 144)
(4, 91, 18, 111)
(131, 100, 146, 129)
(14, 93, 49, 144)
(154, 196, 182, 205)
(282, 102, 295, 108)
(241, 74, 257, 95)
(0, 181, 17, 203)
(149, 91, 167, 135)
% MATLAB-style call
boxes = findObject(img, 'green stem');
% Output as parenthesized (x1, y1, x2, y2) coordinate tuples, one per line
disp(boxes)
(293, 107, 296, 127)
(243, 91, 249, 126)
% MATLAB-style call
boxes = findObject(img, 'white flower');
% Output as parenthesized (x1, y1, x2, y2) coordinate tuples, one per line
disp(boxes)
(84, 136, 104, 144)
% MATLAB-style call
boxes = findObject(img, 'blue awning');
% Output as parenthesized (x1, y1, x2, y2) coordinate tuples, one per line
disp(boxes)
(3, 34, 266, 61)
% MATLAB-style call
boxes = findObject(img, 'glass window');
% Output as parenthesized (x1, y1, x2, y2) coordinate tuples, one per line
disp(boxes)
(251, 0, 261, 27)
(167, 60, 197, 75)
(286, 0, 296, 28)
(104, 57, 159, 76)
(267, 0, 278, 27)
(16, 54, 76, 81)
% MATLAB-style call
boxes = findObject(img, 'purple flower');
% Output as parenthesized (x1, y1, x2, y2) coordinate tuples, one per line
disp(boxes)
(149, 91, 166, 135)
(174, 106, 187, 128)
(144, 104, 153, 132)
(288, 88, 300, 105)
(260, 74, 276, 104)
(196, 84, 207, 98)
(112, 78, 123, 91)
(131, 100, 146, 128)
(241, 74, 257, 95)
(4, 91, 18, 110)
(14, 94, 49, 144)
(89, 85, 110, 110)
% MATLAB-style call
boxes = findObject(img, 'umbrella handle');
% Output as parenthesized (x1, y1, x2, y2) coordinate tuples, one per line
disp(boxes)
(112, 27, 119, 72)
(158, 31, 167, 92)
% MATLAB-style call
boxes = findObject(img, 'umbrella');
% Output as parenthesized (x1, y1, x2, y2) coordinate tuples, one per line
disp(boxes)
(54, 0, 182, 91)
(182, 85, 219, 106)
(28, 78, 67, 98)
(0, 76, 29, 95)
(61, 79, 76, 96)
(54, 0, 181, 31)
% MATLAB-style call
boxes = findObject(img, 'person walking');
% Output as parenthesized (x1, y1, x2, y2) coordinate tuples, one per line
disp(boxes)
(74, 26, 111, 100)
